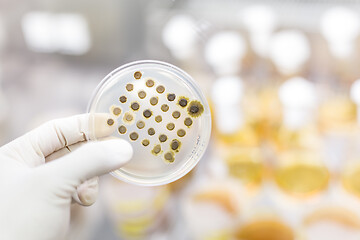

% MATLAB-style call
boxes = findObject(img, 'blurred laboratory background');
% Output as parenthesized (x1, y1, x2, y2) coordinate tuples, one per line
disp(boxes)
(3, 0, 360, 239)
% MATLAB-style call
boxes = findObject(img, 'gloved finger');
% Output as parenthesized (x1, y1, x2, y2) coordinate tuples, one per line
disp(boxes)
(2, 113, 117, 167)
(45, 147, 70, 162)
(46, 141, 100, 206)
(71, 137, 120, 206)
(75, 177, 99, 206)
(67, 142, 99, 206)
(37, 139, 133, 183)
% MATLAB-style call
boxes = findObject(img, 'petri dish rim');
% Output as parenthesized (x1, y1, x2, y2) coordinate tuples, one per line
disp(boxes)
(87, 60, 211, 186)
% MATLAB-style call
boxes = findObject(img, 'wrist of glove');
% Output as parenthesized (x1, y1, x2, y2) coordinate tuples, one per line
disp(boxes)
(0, 113, 133, 240)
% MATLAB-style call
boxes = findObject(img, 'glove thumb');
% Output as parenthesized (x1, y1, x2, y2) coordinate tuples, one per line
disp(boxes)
(37, 139, 133, 183)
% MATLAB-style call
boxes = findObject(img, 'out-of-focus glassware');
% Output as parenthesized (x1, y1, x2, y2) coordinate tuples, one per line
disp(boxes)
(181, 179, 242, 240)
(210, 75, 264, 189)
(341, 153, 360, 198)
(162, 14, 199, 61)
(274, 150, 329, 197)
(350, 79, 360, 124)
(317, 83, 356, 176)
(272, 77, 329, 197)
(234, 187, 299, 240)
(210, 76, 259, 147)
(240, 4, 277, 58)
(269, 30, 310, 77)
(102, 177, 171, 239)
(320, 7, 360, 84)
(244, 87, 282, 143)
(204, 31, 246, 76)
(303, 207, 360, 240)
(224, 147, 264, 188)
(274, 77, 320, 152)
(337, 80, 360, 198)
(318, 94, 356, 133)
(320, 7, 360, 60)
(235, 219, 295, 240)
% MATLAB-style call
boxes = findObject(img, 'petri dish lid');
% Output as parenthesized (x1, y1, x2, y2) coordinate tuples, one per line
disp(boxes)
(88, 60, 211, 186)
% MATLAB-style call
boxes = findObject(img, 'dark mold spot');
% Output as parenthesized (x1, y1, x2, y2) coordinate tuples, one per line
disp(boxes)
(126, 84, 134, 92)
(142, 139, 150, 146)
(119, 96, 127, 103)
(138, 90, 146, 99)
(155, 115, 162, 123)
(167, 93, 176, 101)
(118, 125, 127, 134)
(187, 100, 204, 117)
(107, 118, 114, 126)
(177, 129, 186, 137)
(172, 111, 181, 119)
(184, 117, 193, 127)
(166, 123, 175, 131)
(159, 134, 168, 143)
(148, 128, 155, 136)
(156, 85, 165, 94)
(113, 107, 121, 116)
(130, 102, 140, 111)
(178, 97, 188, 108)
(161, 104, 169, 112)
(134, 71, 142, 79)
(150, 97, 158, 106)
(152, 144, 162, 155)
(129, 132, 139, 141)
(143, 109, 152, 118)
(170, 139, 181, 152)
(146, 79, 154, 87)
(123, 112, 135, 124)
(164, 151, 175, 163)
(136, 120, 145, 129)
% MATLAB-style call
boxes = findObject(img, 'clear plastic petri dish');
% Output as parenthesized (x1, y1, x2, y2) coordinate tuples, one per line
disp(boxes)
(88, 60, 211, 186)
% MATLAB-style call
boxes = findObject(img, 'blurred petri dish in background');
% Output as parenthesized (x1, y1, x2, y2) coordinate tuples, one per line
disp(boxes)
(274, 150, 329, 197)
(342, 163, 360, 198)
(88, 60, 211, 186)
(235, 219, 295, 240)
(303, 207, 360, 240)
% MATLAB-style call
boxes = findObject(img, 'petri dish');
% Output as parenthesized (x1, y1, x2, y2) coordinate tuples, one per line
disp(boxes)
(88, 60, 211, 186)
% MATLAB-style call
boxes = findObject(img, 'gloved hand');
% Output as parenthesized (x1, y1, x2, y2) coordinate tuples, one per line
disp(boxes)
(0, 113, 133, 240)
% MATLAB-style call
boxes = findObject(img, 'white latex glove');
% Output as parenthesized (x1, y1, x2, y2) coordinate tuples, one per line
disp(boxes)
(0, 113, 133, 240)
